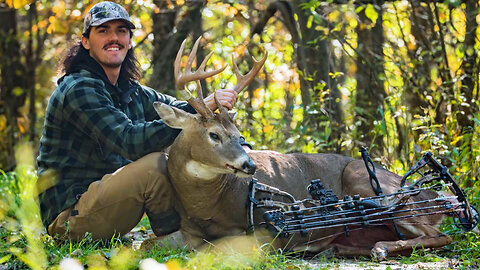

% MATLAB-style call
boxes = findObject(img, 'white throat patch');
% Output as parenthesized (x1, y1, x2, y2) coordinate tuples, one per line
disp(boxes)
(185, 160, 222, 180)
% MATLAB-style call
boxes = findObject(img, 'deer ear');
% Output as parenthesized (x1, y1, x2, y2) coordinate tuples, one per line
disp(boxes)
(153, 102, 195, 129)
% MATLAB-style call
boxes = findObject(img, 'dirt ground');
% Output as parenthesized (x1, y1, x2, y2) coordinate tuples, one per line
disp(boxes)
(304, 258, 466, 270)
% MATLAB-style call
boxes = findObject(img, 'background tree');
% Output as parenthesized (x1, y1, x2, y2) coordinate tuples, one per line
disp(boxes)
(149, 0, 205, 96)
(354, 2, 386, 154)
(0, 4, 25, 170)
(0, 0, 479, 191)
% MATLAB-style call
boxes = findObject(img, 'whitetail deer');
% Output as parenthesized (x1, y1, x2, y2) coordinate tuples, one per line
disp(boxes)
(151, 37, 477, 259)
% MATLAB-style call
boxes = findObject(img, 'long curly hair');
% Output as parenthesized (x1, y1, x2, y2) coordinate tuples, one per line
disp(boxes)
(61, 29, 142, 82)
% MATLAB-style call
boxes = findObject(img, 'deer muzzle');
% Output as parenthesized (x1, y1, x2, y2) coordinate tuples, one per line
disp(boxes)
(242, 159, 257, 175)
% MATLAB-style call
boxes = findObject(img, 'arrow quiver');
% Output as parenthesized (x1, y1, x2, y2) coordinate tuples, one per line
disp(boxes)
(247, 152, 479, 239)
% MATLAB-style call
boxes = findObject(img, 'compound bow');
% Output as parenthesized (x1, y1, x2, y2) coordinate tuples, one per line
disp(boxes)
(247, 151, 479, 238)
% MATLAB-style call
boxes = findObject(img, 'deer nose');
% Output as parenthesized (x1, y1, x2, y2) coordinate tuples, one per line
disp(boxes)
(242, 159, 256, 175)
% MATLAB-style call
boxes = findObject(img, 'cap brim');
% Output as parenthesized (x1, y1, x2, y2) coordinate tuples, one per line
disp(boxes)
(90, 18, 136, 30)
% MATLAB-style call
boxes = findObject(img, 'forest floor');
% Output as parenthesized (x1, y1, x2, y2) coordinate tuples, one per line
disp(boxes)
(127, 228, 476, 270)
(2, 218, 476, 269)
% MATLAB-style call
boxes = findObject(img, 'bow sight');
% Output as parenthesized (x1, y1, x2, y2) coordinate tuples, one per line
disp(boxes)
(247, 151, 479, 239)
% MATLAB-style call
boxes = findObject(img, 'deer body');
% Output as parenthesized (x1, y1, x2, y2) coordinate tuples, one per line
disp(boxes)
(154, 104, 449, 257)
(149, 38, 453, 258)
(168, 134, 448, 255)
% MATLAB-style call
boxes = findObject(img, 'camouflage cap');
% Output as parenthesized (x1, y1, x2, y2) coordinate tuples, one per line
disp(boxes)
(83, 1, 135, 35)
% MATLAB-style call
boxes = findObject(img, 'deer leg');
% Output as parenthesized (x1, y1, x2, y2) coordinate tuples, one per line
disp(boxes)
(140, 226, 207, 251)
(328, 243, 373, 257)
(140, 230, 187, 251)
(371, 234, 452, 260)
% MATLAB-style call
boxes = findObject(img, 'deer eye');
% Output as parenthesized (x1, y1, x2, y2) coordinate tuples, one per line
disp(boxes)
(209, 132, 220, 141)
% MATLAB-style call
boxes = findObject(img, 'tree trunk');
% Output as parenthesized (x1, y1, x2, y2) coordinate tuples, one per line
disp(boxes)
(292, 1, 344, 151)
(457, 0, 478, 187)
(354, 1, 386, 152)
(26, 2, 38, 143)
(149, 2, 204, 96)
(293, 5, 336, 107)
(457, 0, 478, 130)
(406, 1, 432, 117)
(432, 3, 452, 125)
(0, 6, 26, 170)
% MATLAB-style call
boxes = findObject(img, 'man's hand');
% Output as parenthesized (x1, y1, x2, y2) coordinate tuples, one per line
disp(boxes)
(204, 88, 238, 111)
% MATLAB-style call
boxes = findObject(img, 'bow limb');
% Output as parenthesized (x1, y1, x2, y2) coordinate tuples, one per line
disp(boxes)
(423, 152, 479, 231)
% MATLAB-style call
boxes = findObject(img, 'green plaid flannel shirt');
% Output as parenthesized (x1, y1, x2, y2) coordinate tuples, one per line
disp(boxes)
(37, 64, 194, 228)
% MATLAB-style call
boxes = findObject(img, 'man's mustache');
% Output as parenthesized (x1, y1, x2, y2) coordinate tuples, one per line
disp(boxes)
(103, 42, 125, 49)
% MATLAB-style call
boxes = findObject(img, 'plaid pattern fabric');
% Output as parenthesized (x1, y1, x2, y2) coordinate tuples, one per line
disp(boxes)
(37, 67, 194, 228)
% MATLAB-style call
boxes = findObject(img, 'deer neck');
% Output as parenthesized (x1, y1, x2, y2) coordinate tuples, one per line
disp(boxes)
(167, 138, 227, 211)
(167, 136, 222, 181)
(184, 160, 220, 180)
(167, 138, 249, 229)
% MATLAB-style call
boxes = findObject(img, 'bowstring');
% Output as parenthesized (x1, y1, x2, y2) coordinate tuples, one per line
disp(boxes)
(281, 200, 463, 228)
(282, 182, 453, 215)
(282, 195, 459, 224)
(283, 208, 463, 233)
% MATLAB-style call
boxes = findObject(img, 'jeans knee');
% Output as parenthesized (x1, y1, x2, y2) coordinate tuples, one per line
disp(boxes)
(135, 153, 175, 201)
(140, 152, 168, 174)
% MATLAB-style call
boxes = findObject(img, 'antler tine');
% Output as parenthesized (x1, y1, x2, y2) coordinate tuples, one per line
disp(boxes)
(232, 52, 268, 94)
(174, 39, 186, 84)
(185, 37, 201, 74)
(174, 39, 191, 100)
(193, 81, 214, 117)
(175, 36, 227, 91)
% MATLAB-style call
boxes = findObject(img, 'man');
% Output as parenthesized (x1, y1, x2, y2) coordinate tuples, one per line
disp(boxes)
(37, 1, 244, 240)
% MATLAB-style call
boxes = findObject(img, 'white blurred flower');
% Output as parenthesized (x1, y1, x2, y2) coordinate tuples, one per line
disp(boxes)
(59, 257, 84, 270)
(139, 258, 168, 270)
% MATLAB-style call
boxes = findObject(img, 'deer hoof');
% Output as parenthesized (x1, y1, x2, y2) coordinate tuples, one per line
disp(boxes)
(318, 247, 335, 258)
(371, 246, 388, 261)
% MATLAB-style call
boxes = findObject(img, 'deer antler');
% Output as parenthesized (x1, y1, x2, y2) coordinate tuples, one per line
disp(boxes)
(231, 52, 268, 94)
(215, 52, 268, 113)
(175, 37, 227, 118)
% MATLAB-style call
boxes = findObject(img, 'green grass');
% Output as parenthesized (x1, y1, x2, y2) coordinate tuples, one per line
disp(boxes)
(0, 221, 316, 269)
(1, 143, 480, 269)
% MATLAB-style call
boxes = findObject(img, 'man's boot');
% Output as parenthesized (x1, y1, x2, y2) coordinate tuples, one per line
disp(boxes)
(146, 209, 181, 236)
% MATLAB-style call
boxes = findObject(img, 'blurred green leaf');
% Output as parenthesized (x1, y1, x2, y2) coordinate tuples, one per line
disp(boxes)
(365, 4, 378, 23)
